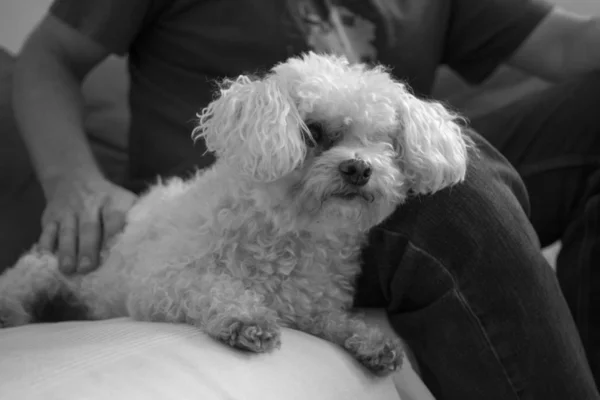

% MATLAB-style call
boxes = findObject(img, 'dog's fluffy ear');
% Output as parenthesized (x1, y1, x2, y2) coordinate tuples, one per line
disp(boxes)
(394, 87, 471, 194)
(192, 75, 305, 181)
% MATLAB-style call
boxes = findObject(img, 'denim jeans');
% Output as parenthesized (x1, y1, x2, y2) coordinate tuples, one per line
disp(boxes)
(353, 71, 600, 399)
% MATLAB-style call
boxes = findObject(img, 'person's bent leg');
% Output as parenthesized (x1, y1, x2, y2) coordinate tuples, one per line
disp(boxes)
(355, 134, 599, 399)
(471, 70, 600, 384)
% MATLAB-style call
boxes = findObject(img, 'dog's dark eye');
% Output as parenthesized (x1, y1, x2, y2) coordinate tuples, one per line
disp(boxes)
(305, 122, 325, 147)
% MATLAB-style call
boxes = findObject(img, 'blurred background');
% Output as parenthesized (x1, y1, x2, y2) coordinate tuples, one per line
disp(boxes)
(2, 0, 599, 54)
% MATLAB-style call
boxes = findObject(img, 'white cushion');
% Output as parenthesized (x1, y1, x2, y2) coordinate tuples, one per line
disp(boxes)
(0, 318, 429, 400)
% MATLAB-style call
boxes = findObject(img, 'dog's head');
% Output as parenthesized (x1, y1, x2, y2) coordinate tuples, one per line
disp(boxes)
(193, 52, 470, 232)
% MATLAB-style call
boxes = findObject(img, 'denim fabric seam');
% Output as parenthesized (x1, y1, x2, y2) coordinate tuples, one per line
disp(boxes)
(387, 233, 523, 399)
(409, 240, 522, 399)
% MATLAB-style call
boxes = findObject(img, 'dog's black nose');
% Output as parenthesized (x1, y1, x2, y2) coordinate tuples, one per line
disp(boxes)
(339, 159, 372, 186)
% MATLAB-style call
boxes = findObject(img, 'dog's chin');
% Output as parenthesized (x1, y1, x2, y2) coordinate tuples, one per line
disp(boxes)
(301, 190, 386, 234)
(286, 176, 402, 234)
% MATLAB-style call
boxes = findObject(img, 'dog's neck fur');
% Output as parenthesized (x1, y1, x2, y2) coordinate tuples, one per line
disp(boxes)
(179, 169, 368, 286)
(250, 179, 369, 240)
(199, 169, 368, 251)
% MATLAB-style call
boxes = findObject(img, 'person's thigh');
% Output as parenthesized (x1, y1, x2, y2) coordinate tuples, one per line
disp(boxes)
(356, 134, 599, 399)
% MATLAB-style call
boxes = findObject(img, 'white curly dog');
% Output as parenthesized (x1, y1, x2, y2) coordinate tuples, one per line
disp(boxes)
(0, 52, 470, 375)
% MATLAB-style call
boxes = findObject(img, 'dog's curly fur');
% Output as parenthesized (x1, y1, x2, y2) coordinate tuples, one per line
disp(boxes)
(0, 52, 469, 375)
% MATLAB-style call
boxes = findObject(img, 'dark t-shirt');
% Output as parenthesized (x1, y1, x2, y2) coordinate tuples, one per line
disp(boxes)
(50, 0, 552, 185)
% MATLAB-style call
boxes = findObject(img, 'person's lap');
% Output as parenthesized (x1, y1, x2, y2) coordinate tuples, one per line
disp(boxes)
(355, 130, 598, 399)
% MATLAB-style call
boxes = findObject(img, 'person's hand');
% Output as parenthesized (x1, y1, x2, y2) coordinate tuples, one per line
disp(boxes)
(39, 174, 138, 275)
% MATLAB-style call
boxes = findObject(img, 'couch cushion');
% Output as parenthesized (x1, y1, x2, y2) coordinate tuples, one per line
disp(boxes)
(0, 318, 409, 400)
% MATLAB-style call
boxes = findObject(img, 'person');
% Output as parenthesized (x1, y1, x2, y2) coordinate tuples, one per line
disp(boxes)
(2, 0, 600, 398)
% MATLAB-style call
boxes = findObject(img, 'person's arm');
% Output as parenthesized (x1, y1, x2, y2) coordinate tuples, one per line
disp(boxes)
(12, 0, 166, 273)
(13, 15, 109, 191)
(508, 7, 600, 82)
(442, 0, 553, 85)
(13, 15, 138, 274)
(16, 0, 169, 188)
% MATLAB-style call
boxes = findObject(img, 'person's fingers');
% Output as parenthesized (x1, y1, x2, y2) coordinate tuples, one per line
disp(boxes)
(101, 207, 127, 246)
(57, 213, 78, 275)
(38, 221, 59, 253)
(76, 208, 101, 274)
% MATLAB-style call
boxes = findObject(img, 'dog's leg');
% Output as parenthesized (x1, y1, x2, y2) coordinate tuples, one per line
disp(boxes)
(298, 310, 403, 375)
(201, 278, 282, 353)
(126, 268, 281, 353)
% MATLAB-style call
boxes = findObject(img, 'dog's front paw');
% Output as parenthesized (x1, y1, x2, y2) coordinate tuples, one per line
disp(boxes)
(220, 319, 282, 353)
(346, 335, 404, 376)
(0, 298, 31, 328)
